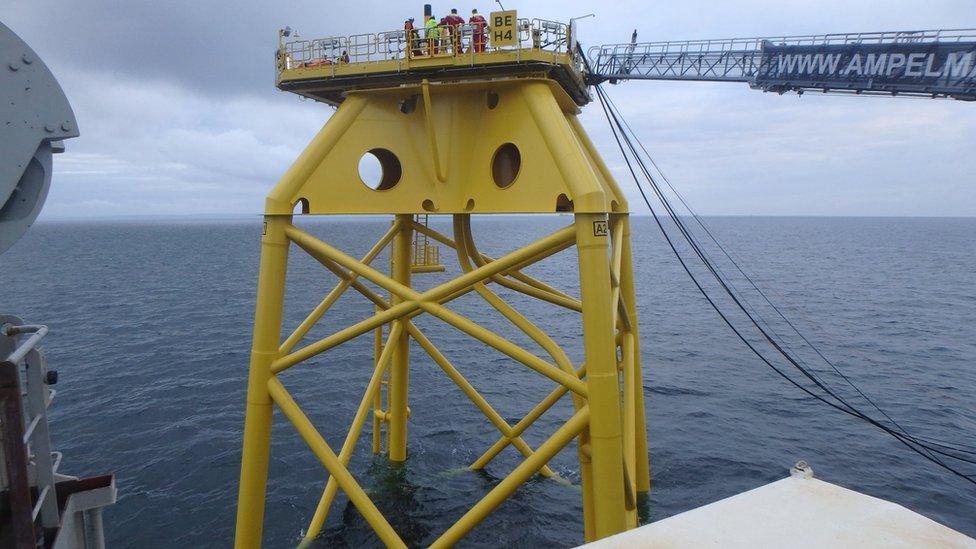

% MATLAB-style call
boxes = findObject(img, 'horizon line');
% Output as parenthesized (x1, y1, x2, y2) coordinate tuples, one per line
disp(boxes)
(33, 212, 976, 223)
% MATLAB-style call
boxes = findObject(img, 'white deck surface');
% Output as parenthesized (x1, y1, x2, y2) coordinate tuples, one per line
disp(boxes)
(582, 475, 975, 548)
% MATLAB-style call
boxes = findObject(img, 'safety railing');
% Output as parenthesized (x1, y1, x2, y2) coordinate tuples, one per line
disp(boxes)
(591, 28, 976, 62)
(587, 28, 976, 82)
(412, 240, 440, 267)
(278, 17, 575, 76)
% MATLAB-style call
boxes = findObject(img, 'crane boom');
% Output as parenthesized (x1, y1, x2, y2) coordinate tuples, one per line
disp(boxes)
(587, 28, 976, 100)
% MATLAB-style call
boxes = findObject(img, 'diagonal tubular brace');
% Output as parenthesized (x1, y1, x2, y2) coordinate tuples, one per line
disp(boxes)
(410, 219, 583, 312)
(300, 321, 404, 544)
(275, 225, 587, 397)
(280, 219, 401, 355)
(267, 377, 407, 549)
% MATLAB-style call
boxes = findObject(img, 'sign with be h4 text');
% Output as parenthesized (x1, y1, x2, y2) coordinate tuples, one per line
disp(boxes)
(490, 10, 518, 48)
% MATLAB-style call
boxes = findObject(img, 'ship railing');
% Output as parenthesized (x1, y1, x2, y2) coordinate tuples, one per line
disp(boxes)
(0, 320, 60, 543)
(278, 18, 575, 76)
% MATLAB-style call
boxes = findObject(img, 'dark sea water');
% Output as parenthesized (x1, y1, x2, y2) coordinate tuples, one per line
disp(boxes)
(1, 216, 974, 547)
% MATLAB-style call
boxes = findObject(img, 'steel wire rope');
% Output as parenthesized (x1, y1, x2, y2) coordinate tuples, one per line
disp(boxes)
(595, 83, 976, 471)
(598, 84, 976, 464)
(587, 74, 976, 482)
(599, 89, 976, 459)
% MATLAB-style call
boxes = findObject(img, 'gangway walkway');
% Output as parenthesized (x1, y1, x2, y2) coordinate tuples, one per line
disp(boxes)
(587, 29, 976, 99)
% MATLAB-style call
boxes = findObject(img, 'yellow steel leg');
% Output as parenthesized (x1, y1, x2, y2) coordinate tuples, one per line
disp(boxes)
(579, 440, 596, 541)
(618, 215, 651, 493)
(235, 215, 291, 548)
(575, 212, 628, 541)
(388, 215, 413, 461)
(621, 331, 638, 527)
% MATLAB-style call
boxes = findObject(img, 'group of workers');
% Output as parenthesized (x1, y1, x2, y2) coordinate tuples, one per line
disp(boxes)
(403, 8, 489, 57)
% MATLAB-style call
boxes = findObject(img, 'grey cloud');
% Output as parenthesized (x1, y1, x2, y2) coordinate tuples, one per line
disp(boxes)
(4, 0, 975, 219)
(15, 0, 973, 97)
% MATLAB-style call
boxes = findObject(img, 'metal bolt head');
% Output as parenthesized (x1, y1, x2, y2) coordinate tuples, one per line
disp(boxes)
(21, 54, 32, 65)
(61, 121, 71, 132)
(8, 62, 19, 71)
(44, 124, 55, 133)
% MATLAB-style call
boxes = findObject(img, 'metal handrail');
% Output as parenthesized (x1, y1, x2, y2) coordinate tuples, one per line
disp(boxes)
(2, 324, 48, 366)
(588, 28, 976, 63)
(412, 242, 440, 266)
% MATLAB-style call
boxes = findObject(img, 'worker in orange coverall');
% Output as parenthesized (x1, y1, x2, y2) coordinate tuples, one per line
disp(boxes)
(469, 8, 487, 53)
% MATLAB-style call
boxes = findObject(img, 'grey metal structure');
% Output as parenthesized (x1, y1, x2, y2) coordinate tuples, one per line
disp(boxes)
(1, 21, 115, 549)
(587, 29, 976, 100)
(0, 319, 117, 548)
(0, 21, 78, 254)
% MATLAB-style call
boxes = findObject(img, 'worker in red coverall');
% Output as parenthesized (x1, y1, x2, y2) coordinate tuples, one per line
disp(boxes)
(469, 8, 487, 53)
(443, 8, 466, 54)
(438, 13, 453, 54)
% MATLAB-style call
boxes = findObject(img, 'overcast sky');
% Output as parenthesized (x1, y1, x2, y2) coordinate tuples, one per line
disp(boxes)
(6, 0, 975, 219)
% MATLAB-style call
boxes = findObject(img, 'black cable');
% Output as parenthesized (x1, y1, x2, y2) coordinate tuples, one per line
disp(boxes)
(600, 89, 976, 459)
(601, 84, 976, 471)
(598, 85, 976, 470)
(598, 85, 861, 412)
(600, 86, 975, 474)
(583, 47, 867, 422)
(579, 44, 976, 469)
(596, 87, 976, 465)
(592, 82, 976, 482)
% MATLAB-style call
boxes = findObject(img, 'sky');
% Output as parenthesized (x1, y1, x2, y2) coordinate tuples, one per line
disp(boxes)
(5, 0, 976, 219)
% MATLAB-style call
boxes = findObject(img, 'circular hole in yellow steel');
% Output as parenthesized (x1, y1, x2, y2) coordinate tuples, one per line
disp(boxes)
(359, 148, 402, 191)
(491, 143, 521, 189)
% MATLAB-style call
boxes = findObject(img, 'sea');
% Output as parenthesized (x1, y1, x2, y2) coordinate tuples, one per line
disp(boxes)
(1, 215, 973, 547)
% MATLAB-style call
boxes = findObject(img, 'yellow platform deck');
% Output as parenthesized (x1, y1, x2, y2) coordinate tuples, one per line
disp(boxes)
(276, 17, 590, 106)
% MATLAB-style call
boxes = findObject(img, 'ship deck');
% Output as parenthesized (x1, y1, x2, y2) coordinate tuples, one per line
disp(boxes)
(581, 467, 975, 548)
